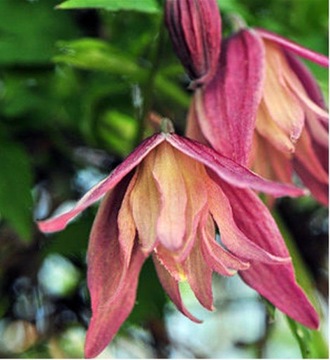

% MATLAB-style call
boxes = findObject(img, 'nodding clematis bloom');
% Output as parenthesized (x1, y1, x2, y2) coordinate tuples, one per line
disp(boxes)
(187, 27, 329, 205)
(165, 0, 221, 88)
(38, 124, 319, 358)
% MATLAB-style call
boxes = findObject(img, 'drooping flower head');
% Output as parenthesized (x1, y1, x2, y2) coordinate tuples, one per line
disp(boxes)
(38, 125, 318, 358)
(187, 27, 329, 205)
(165, 0, 221, 88)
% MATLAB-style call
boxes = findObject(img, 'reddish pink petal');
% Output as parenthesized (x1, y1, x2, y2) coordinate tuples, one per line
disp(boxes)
(183, 236, 214, 311)
(196, 29, 264, 166)
(256, 28, 329, 67)
(84, 178, 146, 357)
(37, 134, 165, 233)
(219, 182, 319, 328)
(294, 129, 328, 184)
(152, 253, 201, 323)
(166, 134, 305, 198)
(207, 177, 290, 264)
(240, 264, 319, 329)
(165, 0, 221, 86)
(294, 159, 329, 206)
(200, 218, 250, 276)
(85, 246, 146, 358)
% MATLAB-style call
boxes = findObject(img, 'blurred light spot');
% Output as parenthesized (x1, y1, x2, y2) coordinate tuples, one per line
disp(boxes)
(0, 320, 38, 353)
(38, 254, 80, 296)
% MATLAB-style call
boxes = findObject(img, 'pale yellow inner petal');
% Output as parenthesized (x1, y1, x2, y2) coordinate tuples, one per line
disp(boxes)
(129, 151, 160, 253)
(152, 142, 188, 251)
(261, 41, 305, 143)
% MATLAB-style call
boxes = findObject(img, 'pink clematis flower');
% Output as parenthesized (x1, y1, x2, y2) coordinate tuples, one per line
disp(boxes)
(187, 28, 329, 205)
(38, 127, 318, 358)
(165, 0, 221, 88)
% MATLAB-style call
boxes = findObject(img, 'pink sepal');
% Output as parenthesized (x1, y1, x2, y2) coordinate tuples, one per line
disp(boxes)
(220, 182, 319, 329)
(84, 181, 147, 358)
(37, 134, 165, 232)
(167, 134, 305, 198)
(197, 29, 264, 165)
(256, 28, 329, 67)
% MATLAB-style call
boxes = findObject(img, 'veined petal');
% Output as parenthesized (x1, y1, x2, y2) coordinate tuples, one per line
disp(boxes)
(154, 244, 186, 282)
(183, 235, 214, 311)
(117, 172, 138, 267)
(85, 178, 146, 358)
(38, 133, 165, 233)
(256, 100, 296, 154)
(251, 133, 293, 185)
(130, 152, 160, 253)
(240, 264, 319, 329)
(262, 40, 304, 143)
(166, 133, 305, 198)
(175, 151, 209, 262)
(152, 143, 187, 251)
(218, 179, 319, 328)
(294, 159, 329, 206)
(256, 28, 329, 67)
(87, 178, 131, 311)
(152, 253, 201, 323)
(207, 176, 290, 264)
(85, 245, 146, 358)
(197, 29, 264, 166)
(294, 129, 328, 184)
(286, 50, 329, 126)
(200, 217, 250, 276)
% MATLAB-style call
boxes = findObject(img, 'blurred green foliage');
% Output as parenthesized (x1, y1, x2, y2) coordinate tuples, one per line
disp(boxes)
(0, 0, 328, 358)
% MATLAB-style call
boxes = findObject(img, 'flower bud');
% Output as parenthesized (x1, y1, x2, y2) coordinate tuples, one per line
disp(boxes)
(165, 0, 221, 87)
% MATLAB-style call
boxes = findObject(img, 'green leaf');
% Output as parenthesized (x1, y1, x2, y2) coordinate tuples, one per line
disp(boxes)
(54, 39, 191, 108)
(58, 0, 160, 13)
(54, 39, 144, 78)
(0, 141, 33, 242)
(0, 0, 79, 65)
(98, 110, 138, 156)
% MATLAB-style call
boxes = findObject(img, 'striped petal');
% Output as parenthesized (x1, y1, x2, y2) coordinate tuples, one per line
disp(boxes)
(219, 181, 319, 329)
(38, 134, 165, 233)
(195, 29, 264, 165)
(152, 253, 201, 323)
(167, 133, 305, 198)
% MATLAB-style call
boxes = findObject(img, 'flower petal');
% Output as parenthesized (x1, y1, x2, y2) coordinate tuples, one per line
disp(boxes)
(294, 161, 328, 206)
(84, 178, 146, 358)
(152, 143, 187, 251)
(261, 40, 305, 144)
(256, 28, 329, 67)
(117, 172, 138, 266)
(286, 50, 329, 127)
(251, 133, 293, 184)
(195, 29, 264, 166)
(256, 100, 296, 154)
(200, 217, 250, 276)
(152, 253, 202, 323)
(130, 152, 160, 253)
(183, 235, 214, 311)
(240, 264, 319, 329)
(207, 176, 290, 264)
(294, 129, 328, 184)
(166, 134, 305, 198)
(219, 181, 319, 329)
(38, 133, 165, 233)
(85, 245, 146, 358)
